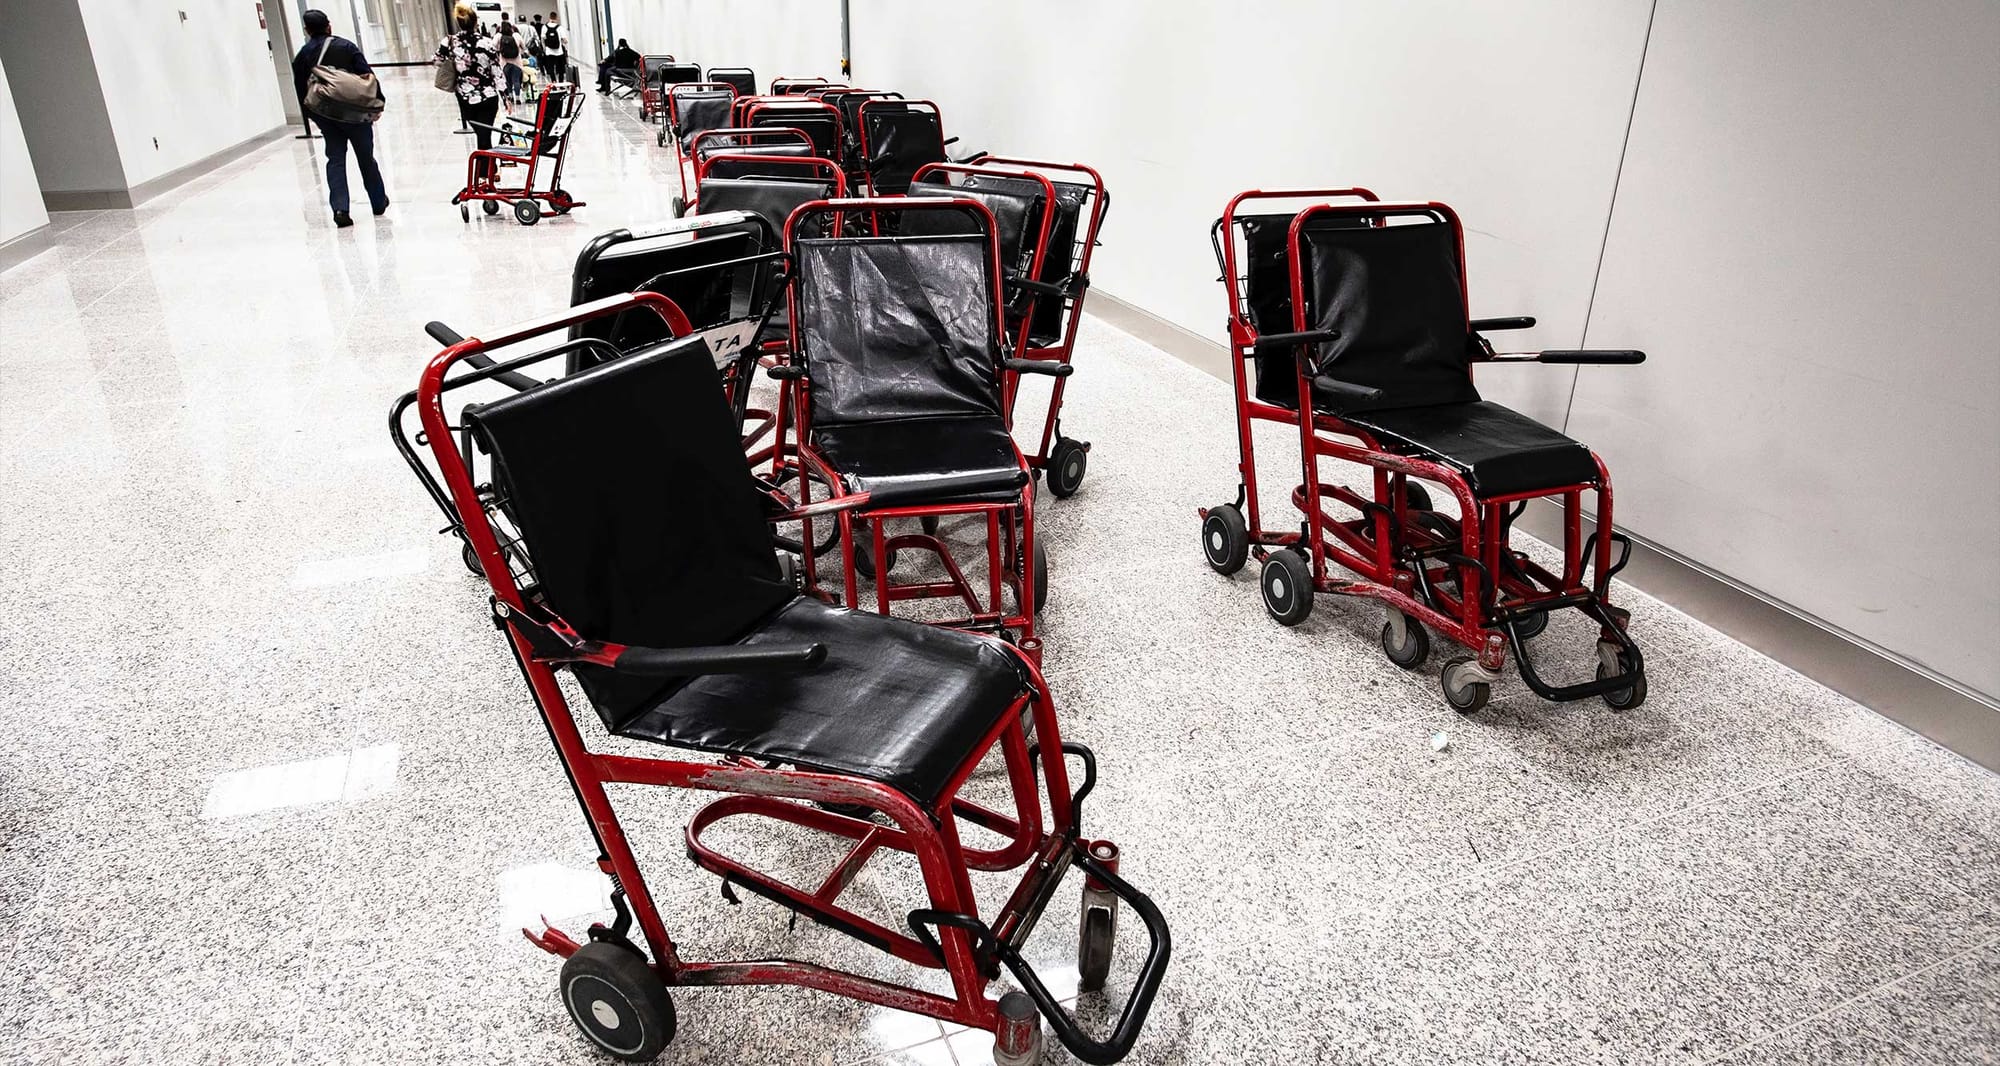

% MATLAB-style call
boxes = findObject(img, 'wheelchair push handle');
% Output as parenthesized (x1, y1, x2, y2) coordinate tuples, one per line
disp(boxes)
(1538, 349, 1646, 364)
(425, 321, 466, 346)
(1003, 357, 1073, 378)
(1251, 328, 1337, 353)
(612, 641, 827, 677)
(1470, 316, 1536, 332)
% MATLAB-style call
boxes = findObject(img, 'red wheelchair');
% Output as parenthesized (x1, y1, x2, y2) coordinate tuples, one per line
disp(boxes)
(409, 295, 1169, 1064)
(1203, 189, 1651, 712)
(453, 84, 587, 226)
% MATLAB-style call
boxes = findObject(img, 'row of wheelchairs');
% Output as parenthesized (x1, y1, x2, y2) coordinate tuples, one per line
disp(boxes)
(390, 176, 1146, 1062)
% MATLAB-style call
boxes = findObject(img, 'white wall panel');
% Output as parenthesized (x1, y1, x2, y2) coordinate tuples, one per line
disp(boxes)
(1572, 0, 2000, 697)
(604, 0, 843, 91)
(0, 56, 49, 244)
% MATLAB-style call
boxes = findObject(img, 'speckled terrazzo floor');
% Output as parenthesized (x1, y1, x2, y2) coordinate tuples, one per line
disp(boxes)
(1, 68, 1996, 1066)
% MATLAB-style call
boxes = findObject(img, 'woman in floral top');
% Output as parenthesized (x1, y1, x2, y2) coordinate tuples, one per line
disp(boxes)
(437, 3, 503, 178)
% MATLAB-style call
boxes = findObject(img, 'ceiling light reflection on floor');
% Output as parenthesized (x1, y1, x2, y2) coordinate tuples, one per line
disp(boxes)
(199, 743, 401, 820)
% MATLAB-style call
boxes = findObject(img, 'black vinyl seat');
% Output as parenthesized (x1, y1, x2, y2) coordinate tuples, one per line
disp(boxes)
(465, 334, 1026, 804)
(796, 232, 1022, 508)
(623, 595, 1024, 802)
(1248, 215, 1601, 499)
(1341, 401, 1598, 498)
(814, 417, 1026, 504)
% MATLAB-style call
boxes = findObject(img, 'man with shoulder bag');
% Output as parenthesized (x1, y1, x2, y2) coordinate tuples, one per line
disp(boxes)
(292, 8, 390, 227)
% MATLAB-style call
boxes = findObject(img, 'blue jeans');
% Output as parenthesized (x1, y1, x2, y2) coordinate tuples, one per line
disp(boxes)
(505, 62, 523, 99)
(313, 116, 388, 215)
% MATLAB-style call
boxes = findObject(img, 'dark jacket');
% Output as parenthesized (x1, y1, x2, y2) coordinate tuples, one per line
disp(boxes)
(292, 34, 381, 107)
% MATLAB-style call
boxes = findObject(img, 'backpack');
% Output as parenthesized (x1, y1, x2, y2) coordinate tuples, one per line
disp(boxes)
(543, 26, 562, 53)
(527, 26, 545, 56)
(498, 32, 519, 60)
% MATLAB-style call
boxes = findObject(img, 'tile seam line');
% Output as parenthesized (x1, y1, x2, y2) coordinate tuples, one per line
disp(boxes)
(1688, 929, 2000, 1066)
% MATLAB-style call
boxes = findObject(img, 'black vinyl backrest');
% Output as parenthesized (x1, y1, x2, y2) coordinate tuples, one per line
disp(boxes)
(660, 63, 702, 85)
(958, 173, 1087, 343)
(674, 89, 733, 139)
(570, 222, 773, 360)
(904, 175, 1046, 278)
(1303, 220, 1477, 413)
(796, 234, 1002, 426)
(466, 335, 791, 727)
(751, 107, 839, 158)
(696, 176, 835, 237)
(862, 106, 945, 194)
(710, 68, 756, 95)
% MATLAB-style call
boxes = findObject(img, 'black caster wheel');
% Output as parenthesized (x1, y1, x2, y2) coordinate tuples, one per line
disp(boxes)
(1029, 537, 1048, 614)
(852, 526, 896, 580)
(1380, 610, 1430, 669)
(669, 195, 684, 218)
(657, 126, 667, 148)
(460, 203, 470, 223)
(1441, 656, 1493, 714)
(1260, 548, 1314, 626)
(1511, 609, 1549, 640)
(514, 199, 541, 226)
(1597, 644, 1647, 710)
(1401, 481, 1433, 511)
(482, 199, 500, 216)
(1201, 503, 1249, 575)
(1047, 437, 1088, 499)
(920, 515, 941, 536)
(461, 541, 482, 576)
(559, 941, 675, 1062)
(1078, 899, 1116, 993)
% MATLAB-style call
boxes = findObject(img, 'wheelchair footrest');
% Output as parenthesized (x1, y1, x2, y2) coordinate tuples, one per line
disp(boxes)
(1501, 595, 1645, 703)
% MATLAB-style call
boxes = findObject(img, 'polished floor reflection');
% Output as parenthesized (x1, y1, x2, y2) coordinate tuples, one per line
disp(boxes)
(1, 69, 1996, 1065)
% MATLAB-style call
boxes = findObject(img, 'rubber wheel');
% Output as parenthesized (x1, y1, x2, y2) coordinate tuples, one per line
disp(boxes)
(460, 203, 470, 223)
(1260, 549, 1314, 626)
(1030, 537, 1048, 614)
(1201, 504, 1249, 575)
(852, 524, 896, 579)
(514, 199, 541, 226)
(1380, 611, 1430, 669)
(920, 515, 941, 536)
(461, 541, 483, 576)
(559, 941, 675, 1062)
(552, 196, 573, 215)
(1511, 609, 1549, 640)
(1598, 649, 1648, 710)
(481, 199, 500, 216)
(1047, 437, 1088, 499)
(1441, 656, 1492, 714)
(1401, 482, 1433, 512)
(1078, 903, 1115, 993)
(670, 195, 684, 218)
(658, 126, 667, 148)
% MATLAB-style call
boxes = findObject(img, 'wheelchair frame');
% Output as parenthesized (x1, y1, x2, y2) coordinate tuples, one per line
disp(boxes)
(1206, 189, 1647, 710)
(658, 81, 738, 156)
(919, 157, 1109, 499)
(635, 54, 674, 120)
(778, 198, 1048, 657)
(414, 292, 1168, 1064)
(856, 98, 946, 194)
(453, 84, 588, 226)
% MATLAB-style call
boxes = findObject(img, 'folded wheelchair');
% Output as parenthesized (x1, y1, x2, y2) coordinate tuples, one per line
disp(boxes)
(707, 66, 756, 96)
(777, 197, 1053, 651)
(657, 81, 735, 153)
(634, 55, 674, 119)
(1203, 189, 1650, 712)
(411, 294, 1169, 1064)
(910, 158, 1107, 498)
(453, 83, 587, 226)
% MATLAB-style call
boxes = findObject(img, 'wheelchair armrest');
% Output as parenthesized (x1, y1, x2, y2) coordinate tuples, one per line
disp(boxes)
(867, 469, 1028, 510)
(425, 321, 466, 345)
(1251, 328, 1338, 353)
(1003, 358, 1073, 378)
(610, 642, 826, 677)
(1538, 349, 1646, 364)
(1311, 374, 1385, 406)
(1470, 316, 1536, 332)
(764, 362, 806, 380)
(468, 121, 512, 136)
(1009, 275, 1067, 298)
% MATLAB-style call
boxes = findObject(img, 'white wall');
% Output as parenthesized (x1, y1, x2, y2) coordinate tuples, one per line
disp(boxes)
(0, 55, 49, 244)
(0, 0, 126, 198)
(1571, 0, 2000, 697)
(603, 0, 843, 91)
(74, 0, 287, 187)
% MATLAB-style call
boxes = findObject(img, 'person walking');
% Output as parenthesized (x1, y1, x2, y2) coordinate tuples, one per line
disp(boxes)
(496, 18, 524, 106)
(437, 2, 505, 181)
(540, 12, 570, 86)
(292, 9, 389, 227)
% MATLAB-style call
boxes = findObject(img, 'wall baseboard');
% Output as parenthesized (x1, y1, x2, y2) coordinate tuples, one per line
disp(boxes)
(1087, 289, 2000, 772)
(0, 222, 56, 272)
(39, 124, 289, 213)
